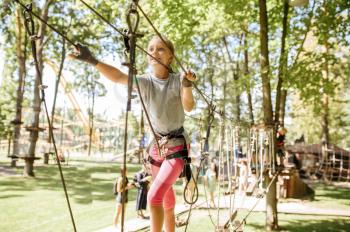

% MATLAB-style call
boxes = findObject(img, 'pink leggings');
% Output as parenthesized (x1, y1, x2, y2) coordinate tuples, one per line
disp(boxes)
(147, 144, 187, 209)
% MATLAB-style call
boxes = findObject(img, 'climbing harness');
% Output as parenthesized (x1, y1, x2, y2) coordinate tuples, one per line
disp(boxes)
(146, 127, 192, 181)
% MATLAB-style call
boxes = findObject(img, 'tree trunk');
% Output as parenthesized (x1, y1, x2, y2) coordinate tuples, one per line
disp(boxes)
(12, 7, 27, 167)
(259, 0, 278, 230)
(280, 1, 316, 127)
(25, 0, 52, 177)
(88, 83, 95, 157)
(321, 6, 331, 179)
(259, 0, 274, 124)
(275, 0, 289, 126)
(234, 62, 241, 123)
(243, 32, 254, 125)
(279, 90, 287, 127)
(321, 94, 330, 145)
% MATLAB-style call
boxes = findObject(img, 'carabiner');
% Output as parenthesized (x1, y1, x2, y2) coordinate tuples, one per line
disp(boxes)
(126, 1, 140, 34)
(22, 4, 35, 37)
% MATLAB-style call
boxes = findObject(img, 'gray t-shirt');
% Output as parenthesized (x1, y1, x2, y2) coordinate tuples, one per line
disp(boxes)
(136, 72, 184, 135)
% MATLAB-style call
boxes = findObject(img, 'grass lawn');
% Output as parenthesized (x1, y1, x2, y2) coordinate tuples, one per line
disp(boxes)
(0, 158, 142, 232)
(1, 157, 350, 232)
(178, 210, 350, 232)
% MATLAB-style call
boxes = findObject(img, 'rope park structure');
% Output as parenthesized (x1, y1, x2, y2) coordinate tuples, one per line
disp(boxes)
(11, 0, 310, 231)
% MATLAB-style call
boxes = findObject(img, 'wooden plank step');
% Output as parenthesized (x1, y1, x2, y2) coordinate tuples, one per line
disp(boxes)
(246, 181, 257, 196)
(215, 210, 238, 231)
(8, 155, 41, 161)
(24, 126, 46, 132)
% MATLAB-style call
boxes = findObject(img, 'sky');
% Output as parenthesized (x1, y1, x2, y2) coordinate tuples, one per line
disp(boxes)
(43, 57, 129, 122)
(0, 33, 128, 123)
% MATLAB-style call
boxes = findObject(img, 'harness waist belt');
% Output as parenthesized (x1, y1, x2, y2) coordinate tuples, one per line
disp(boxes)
(148, 149, 190, 168)
(156, 127, 184, 140)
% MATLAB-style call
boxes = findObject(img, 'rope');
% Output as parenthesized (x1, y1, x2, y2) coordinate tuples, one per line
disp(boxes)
(135, 3, 244, 121)
(176, 117, 213, 231)
(183, 166, 199, 205)
(202, 160, 217, 228)
(77, 0, 170, 71)
(119, 2, 141, 231)
(20, 3, 77, 231)
(77, 0, 244, 163)
(232, 171, 280, 231)
(216, 114, 224, 225)
(182, 162, 201, 232)
(14, 0, 77, 48)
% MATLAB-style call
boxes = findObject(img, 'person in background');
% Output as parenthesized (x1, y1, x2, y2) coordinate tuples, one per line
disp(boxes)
(238, 159, 248, 194)
(134, 166, 151, 219)
(113, 167, 134, 229)
(204, 162, 218, 208)
(276, 127, 287, 167)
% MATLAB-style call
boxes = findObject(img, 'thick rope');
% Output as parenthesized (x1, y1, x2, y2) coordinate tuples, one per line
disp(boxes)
(14, 0, 77, 47)
(232, 171, 280, 231)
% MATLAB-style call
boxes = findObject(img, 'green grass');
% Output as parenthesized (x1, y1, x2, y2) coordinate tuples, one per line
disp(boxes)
(0, 159, 140, 232)
(308, 183, 350, 210)
(1, 158, 350, 232)
(176, 210, 350, 232)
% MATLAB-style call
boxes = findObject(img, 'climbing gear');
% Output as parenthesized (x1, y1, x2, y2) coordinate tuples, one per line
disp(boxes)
(119, 1, 142, 231)
(147, 127, 192, 182)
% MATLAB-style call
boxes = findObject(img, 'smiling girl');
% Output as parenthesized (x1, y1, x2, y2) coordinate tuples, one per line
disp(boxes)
(70, 35, 196, 232)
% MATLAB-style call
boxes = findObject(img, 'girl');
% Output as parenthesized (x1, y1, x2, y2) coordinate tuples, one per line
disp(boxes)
(70, 35, 196, 232)
(238, 159, 248, 194)
(205, 162, 218, 208)
(113, 167, 133, 228)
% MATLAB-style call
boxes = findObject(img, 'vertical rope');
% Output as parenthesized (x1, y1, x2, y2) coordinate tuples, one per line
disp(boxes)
(216, 114, 224, 228)
(259, 129, 264, 190)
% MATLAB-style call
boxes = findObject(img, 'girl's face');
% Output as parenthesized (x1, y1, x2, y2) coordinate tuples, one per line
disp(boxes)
(147, 37, 173, 68)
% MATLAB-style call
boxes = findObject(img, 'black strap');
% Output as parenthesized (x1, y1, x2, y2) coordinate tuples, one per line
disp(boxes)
(147, 156, 162, 167)
(166, 149, 190, 162)
(147, 150, 190, 167)
(158, 126, 184, 139)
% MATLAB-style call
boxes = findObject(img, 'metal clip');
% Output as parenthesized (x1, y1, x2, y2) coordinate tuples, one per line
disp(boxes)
(23, 4, 35, 37)
(126, 1, 140, 34)
(159, 136, 169, 147)
(157, 136, 169, 158)
(38, 85, 48, 90)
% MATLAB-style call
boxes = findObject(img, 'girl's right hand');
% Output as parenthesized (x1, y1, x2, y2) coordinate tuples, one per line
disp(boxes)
(69, 43, 98, 66)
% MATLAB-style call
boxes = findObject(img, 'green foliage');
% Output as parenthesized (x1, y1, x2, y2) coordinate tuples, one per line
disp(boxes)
(0, 75, 16, 138)
(0, 0, 349, 150)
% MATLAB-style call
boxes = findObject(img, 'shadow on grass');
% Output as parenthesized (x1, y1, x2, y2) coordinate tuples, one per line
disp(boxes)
(247, 217, 350, 232)
(312, 185, 350, 206)
(0, 161, 141, 204)
(0, 194, 25, 199)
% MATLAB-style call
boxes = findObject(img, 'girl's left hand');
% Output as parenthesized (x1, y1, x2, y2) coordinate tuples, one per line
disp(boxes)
(183, 70, 197, 82)
(182, 70, 197, 87)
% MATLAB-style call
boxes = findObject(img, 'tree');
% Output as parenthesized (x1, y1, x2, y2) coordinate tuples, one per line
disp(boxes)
(11, 6, 28, 167)
(25, 0, 53, 177)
